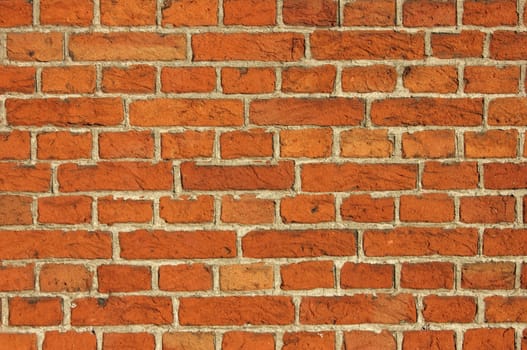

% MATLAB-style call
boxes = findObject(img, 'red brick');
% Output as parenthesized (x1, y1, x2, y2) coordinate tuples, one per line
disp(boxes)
(422, 161, 479, 189)
(223, 0, 276, 26)
(221, 195, 275, 224)
(400, 194, 454, 223)
(371, 98, 483, 126)
(38, 131, 92, 160)
(42, 66, 96, 93)
(464, 66, 520, 93)
(487, 297, 527, 322)
(0, 130, 30, 160)
(181, 161, 294, 190)
(222, 332, 274, 350)
(488, 98, 527, 125)
(7, 32, 64, 61)
(40, 264, 92, 292)
(460, 196, 515, 223)
(0, 0, 32, 27)
(283, 0, 337, 26)
(242, 229, 356, 258)
(100, 0, 155, 26)
(0, 334, 36, 350)
(119, 230, 236, 259)
(491, 31, 527, 60)
(99, 131, 154, 159)
(485, 163, 527, 189)
(162, 0, 217, 26)
(71, 296, 172, 325)
(221, 67, 275, 94)
(102, 65, 156, 93)
(98, 196, 152, 225)
(7, 98, 122, 127)
(163, 333, 214, 350)
(340, 129, 393, 158)
(220, 129, 273, 159)
(432, 30, 485, 58)
(403, 0, 456, 27)
(0, 264, 34, 291)
(193, 33, 304, 61)
(159, 195, 214, 224)
(403, 331, 455, 350)
(282, 65, 335, 93)
(342, 65, 397, 92)
(341, 195, 394, 222)
(0, 231, 111, 260)
(344, 331, 396, 350)
(401, 262, 454, 289)
(462, 262, 515, 290)
(130, 99, 243, 126)
(58, 162, 172, 192)
(281, 194, 335, 223)
(463, 328, 515, 350)
(341, 263, 394, 289)
(159, 264, 212, 291)
(402, 130, 455, 158)
(9, 297, 62, 326)
(282, 332, 335, 350)
(161, 67, 216, 93)
(280, 128, 332, 158)
(311, 31, 424, 60)
(251, 98, 363, 126)
(422, 295, 476, 323)
(162, 131, 215, 159)
(40, 0, 93, 25)
(403, 65, 458, 93)
(69, 33, 186, 61)
(364, 227, 478, 256)
(464, 0, 517, 26)
(43, 331, 96, 350)
(38, 196, 92, 224)
(0, 66, 35, 93)
(344, 0, 395, 26)
(464, 130, 517, 158)
(484, 229, 527, 256)
(0, 163, 51, 192)
(98, 265, 151, 292)
(220, 263, 273, 291)
(281, 261, 334, 290)
(103, 333, 155, 350)
(0, 195, 32, 225)
(179, 296, 294, 325)
(302, 163, 416, 192)
(300, 294, 416, 324)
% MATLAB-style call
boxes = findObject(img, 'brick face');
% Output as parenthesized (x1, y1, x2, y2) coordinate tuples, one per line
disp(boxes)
(0, 1, 524, 347)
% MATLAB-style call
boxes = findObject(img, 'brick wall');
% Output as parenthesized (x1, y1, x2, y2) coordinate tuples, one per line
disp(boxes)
(1, 0, 527, 349)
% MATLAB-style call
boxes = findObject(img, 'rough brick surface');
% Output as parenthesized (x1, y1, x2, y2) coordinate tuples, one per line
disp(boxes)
(0, 1, 525, 348)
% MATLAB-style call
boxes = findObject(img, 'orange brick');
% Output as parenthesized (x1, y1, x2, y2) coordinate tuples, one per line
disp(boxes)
(340, 129, 393, 158)
(0, 0, 33, 27)
(40, 264, 93, 292)
(342, 65, 397, 92)
(159, 264, 212, 291)
(422, 296, 476, 323)
(462, 262, 515, 290)
(0, 264, 34, 291)
(344, 0, 395, 26)
(38, 196, 92, 224)
(42, 66, 96, 93)
(400, 194, 454, 223)
(221, 129, 273, 159)
(99, 131, 154, 159)
(403, 65, 458, 93)
(162, 131, 215, 159)
(221, 195, 275, 224)
(162, 0, 217, 26)
(281, 261, 334, 290)
(341, 195, 394, 222)
(283, 0, 337, 26)
(100, 0, 156, 26)
(465, 66, 520, 93)
(283, 332, 335, 350)
(344, 331, 396, 350)
(220, 263, 274, 291)
(282, 65, 336, 93)
(161, 67, 216, 93)
(40, 0, 93, 25)
(98, 265, 151, 292)
(0, 130, 31, 160)
(7, 32, 64, 61)
(223, 0, 276, 26)
(422, 161, 479, 189)
(280, 128, 332, 158)
(403, 0, 456, 27)
(281, 194, 335, 223)
(102, 65, 156, 93)
(103, 333, 155, 350)
(221, 67, 275, 94)
(223, 332, 274, 350)
(401, 262, 454, 289)
(341, 263, 394, 289)
(464, 0, 517, 26)
(432, 31, 485, 58)
(43, 331, 96, 350)
(159, 195, 214, 224)
(460, 196, 515, 223)
(464, 130, 517, 158)
(9, 297, 62, 326)
(0, 195, 32, 225)
(163, 333, 214, 350)
(38, 132, 92, 160)
(0, 66, 35, 93)
(98, 196, 153, 225)
(402, 130, 455, 158)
